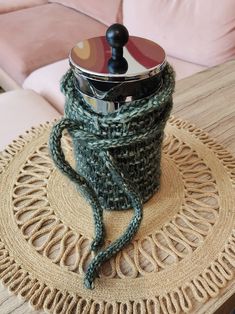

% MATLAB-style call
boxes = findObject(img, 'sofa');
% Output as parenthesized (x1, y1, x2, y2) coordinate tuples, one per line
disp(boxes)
(0, 0, 235, 148)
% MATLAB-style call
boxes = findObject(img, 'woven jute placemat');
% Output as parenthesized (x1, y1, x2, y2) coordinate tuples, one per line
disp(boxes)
(0, 116, 234, 314)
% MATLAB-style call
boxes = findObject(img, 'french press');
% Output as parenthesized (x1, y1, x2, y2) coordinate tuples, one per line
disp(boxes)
(50, 24, 175, 289)
(69, 24, 167, 114)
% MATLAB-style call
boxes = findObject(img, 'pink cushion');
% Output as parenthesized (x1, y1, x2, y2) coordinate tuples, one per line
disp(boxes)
(0, 0, 48, 13)
(0, 90, 60, 151)
(0, 3, 107, 84)
(49, 0, 122, 26)
(123, 0, 235, 67)
(167, 56, 207, 81)
(23, 60, 69, 113)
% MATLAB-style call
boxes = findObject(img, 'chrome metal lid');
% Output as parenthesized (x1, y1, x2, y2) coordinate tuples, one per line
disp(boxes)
(69, 24, 166, 83)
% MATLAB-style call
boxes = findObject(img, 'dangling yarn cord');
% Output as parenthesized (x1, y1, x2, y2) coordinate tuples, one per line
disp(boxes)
(49, 63, 175, 289)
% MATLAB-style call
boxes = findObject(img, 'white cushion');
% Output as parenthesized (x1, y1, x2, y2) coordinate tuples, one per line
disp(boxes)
(0, 89, 60, 151)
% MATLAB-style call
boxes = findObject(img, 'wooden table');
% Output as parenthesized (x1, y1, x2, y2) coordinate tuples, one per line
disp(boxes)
(0, 61, 235, 314)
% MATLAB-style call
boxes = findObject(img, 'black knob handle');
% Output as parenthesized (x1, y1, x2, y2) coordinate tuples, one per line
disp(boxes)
(106, 24, 129, 74)
(106, 23, 129, 51)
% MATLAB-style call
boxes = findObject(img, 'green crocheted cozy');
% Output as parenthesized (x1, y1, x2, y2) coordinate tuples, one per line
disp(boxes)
(49, 62, 175, 289)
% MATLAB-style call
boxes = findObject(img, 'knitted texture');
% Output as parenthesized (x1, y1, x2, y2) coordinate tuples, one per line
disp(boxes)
(49, 63, 175, 289)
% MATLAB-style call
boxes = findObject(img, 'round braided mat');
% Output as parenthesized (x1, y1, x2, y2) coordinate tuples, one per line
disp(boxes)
(0, 116, 235, 314)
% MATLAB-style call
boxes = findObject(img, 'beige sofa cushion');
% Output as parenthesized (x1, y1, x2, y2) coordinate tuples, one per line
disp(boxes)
(0, 3, 107, 84)
(49, 0, 122, 26)
(0, 90, 60, 151)
(0, 0, 48, 13)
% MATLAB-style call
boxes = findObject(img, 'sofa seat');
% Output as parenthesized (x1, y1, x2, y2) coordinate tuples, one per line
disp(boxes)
(0, 3, 107, 85)
(23, 56, 207, 113)
(23, 60, 69, 113)
(0, 90, 60, 151)
(167, 56, 207, 81)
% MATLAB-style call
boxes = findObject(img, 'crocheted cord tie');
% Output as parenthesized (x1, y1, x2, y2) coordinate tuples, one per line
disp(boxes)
(49, 63, 175, 289)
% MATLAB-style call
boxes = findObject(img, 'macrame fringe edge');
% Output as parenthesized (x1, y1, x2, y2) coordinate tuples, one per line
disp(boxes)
(0, 117, 234, 314)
